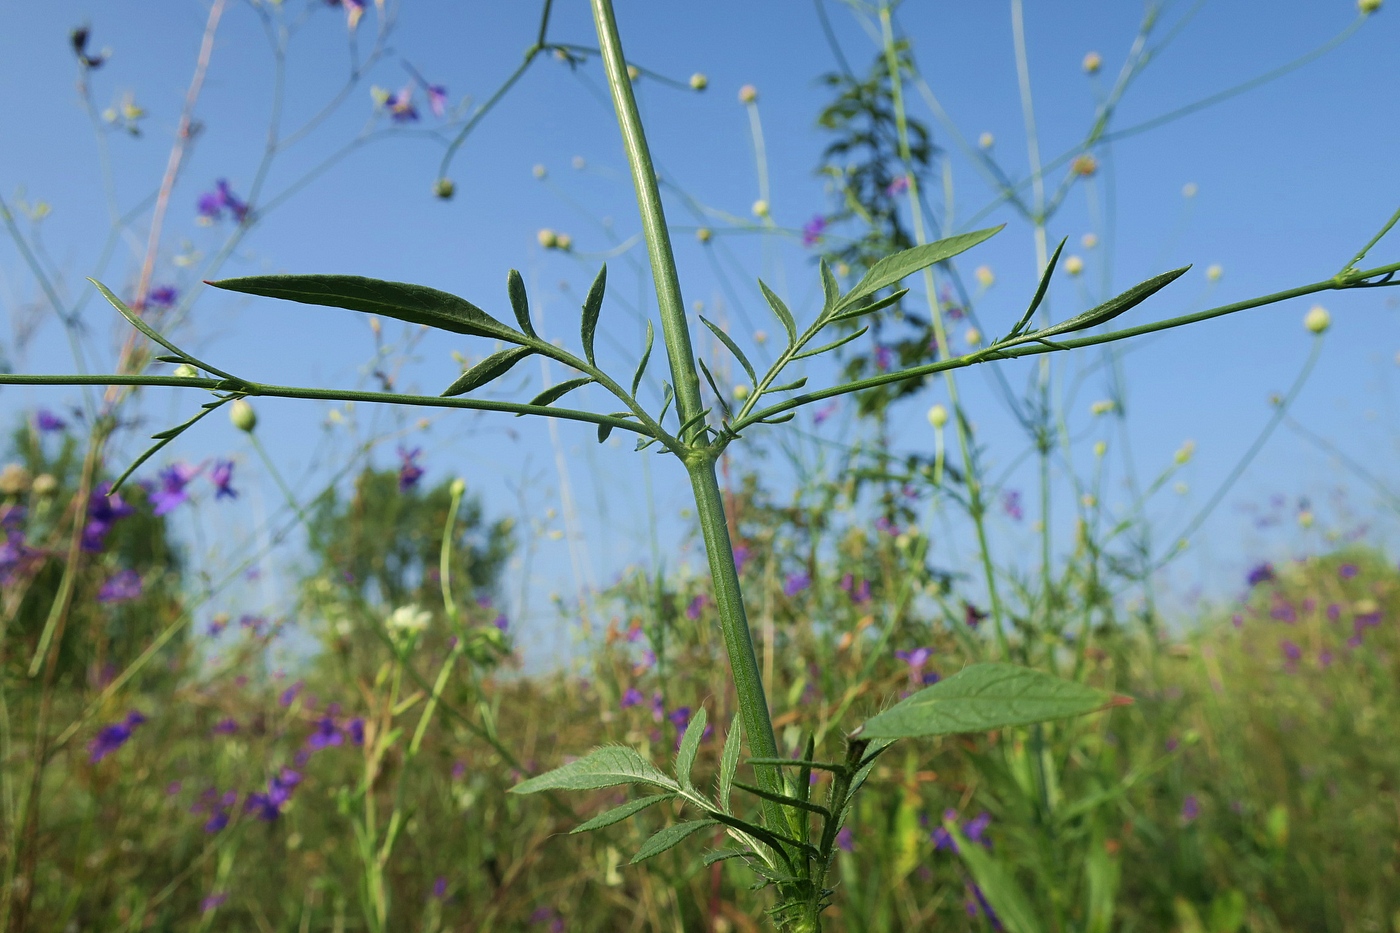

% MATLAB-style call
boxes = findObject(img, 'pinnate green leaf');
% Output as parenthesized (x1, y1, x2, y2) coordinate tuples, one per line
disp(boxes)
(840, 226, 1003, 310)
(209, 274, 523, 342)
(630, 820, 717, 865)
(570, 794, 674, 834)
(674, 706, 707, 786)
(856, 662, 1124, 740)
(442, 346, 533, 397)
(510, 746, 679, 794)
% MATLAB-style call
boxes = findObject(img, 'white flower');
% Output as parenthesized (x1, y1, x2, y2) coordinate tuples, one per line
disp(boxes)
(387, 604, 431, 636)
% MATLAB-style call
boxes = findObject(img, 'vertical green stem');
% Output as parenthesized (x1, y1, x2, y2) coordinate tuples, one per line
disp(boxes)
(588, 0, 783, 808)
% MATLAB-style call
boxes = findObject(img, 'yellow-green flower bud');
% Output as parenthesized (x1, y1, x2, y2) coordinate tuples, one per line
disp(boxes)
(1082, 51, 1102, 74)
(977, 132, 994, 149)
(1065, 255, 1084, 276)
(689, 72, 708, 91)
(626, 64, 640, 82)
(0, 464, 31, 496)
(1072, 154, 1099, 177)
(964, 327, 982, 347)
(1206, 264, 1223, 282)
(1182, 182, 1199, 198)
(537, 228, 559, 249)
(752, 199, 769, 218)
(1094, 440, 1107, 458)
(532, 164, 547, 179)
(927, 404, 948, 428)
(32, 473, 58, 497)
(555, 232, 573, 251)
(433, 178, 455, 200)
(975, 266, 995, 288)
(1090, 399, 1115, 416)
(738, 84, 758, 104)
(734, 384, 751, 400)
(1081, 233, 1098, 249)
(1304, 305, 1330, 334)
(696, 227, 712, 243)
(173, 364, 199, 379)
(1359, 0, 1381, 14)
(230, 399, 257, 433)
(450, 478, 466, 498)
(1174, 439, 1196, 465)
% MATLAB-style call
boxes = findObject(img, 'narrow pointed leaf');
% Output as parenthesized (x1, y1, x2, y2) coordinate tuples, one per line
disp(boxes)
(840, 226, 1003, 310)
(521, 376, 593, 413)
(696, 358, 733, 419)
(657, 382, 675, 425)
(855, 662, 1124, 740)
(581, 264, 607, 365)
(768, 377, 808, 393)
(631, 320, 654, 396)
(442, 346, 533, 397)
(1031, 266, 1190, 341)
(674, 706, 707, 787)
(792, 325, 868, 361)
(703, 848, 750, 866)
(699, 316, 756, 384)
(630, 820, 717, 864)
(570, 794, 674, 834)
(819, 259, 840, 314)
(507, 269, 537, 338)
(510, 746, 679, 794)
(91, 279, 236, 380)
(1006, 237, 1067, 340)
(733, 781, 830, 817)
(829, 288, 908, 324)
(718, 718, 741, 812)
(758, 280, 797, 347)
(209, 274, 523, 342)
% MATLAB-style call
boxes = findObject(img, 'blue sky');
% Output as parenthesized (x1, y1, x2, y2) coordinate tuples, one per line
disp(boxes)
(2, 0, 1398, 662)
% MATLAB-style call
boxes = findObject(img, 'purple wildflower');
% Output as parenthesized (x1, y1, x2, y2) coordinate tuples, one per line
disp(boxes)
(397, 447, 425, 491)
(0, 532, 36, 585)
(801, 215, 828, 247)
(733, 544, 751, 574)
(432, 876, 448, 900)
(1181, 794, 1200, 823)
(1002, 489, 1024, 521)
(1326, 603, 1341, 622)
(1339, 563, 1359, 580)
(197, 179, 249, 224)
(873, 344, 893, 372)
(384, 86, 419, 122)
(835, 826, 854, 852)
(151, 463, 199, 515)
(875, 516, 900, 536)
(83, 483, 134, 553)
(147, 286, 178, 310)
(89, 711, 147, 763)
(966, 883, 1004, 931)
(886, 174, 910, 196)
(240, 615, 267, 636)
(620, 687, 644, 709)
(35, 409, 67, 432)
(668, 707, 691, 731)
(1246, 562, 1275, 587)
(1319, 649, 1334, 668)
(207, 616, 228, 637)
(784, 572, 811, 597)
(1271, 601, 1297, 624)
(686, 594, 708, 620)
(247, 768, 302, 821)
(895, 647, 933, 677)
(200, 892, 229, 913)
(964, 811, 992, 848)
(964, 602, 989, 629)
(279, 681, 303, 707)
(932, 809, 959, 852)
(452, 760, 467, 780)
(1280, 640, 1302, 663)
(97, 569, 143, 604)
(347, 717, 366, 746)
(426, 84, 449, 118)
(210, 459, 237, 500)
(650, 692, 665, 723)
(530, 907, 565, 933)
(306, 716, 344, 750)
(212, 718, 239, 736)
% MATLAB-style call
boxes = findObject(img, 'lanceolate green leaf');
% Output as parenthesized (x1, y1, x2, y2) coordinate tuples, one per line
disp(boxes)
(209, 274, 523, 342)
(758, 280, 797, 347)
(630, 820, 717, 865)
(581, 264, 607, 365)
(699, 315, 756, 384)
(829, 288, 908, 324)
(674, 706, 707, 787)
(819, 259, 840, 314)
(840, 226, 1003, 311)
(442, 346, 534, 397)
(1006, 237, 1067, 340)
(570, 794, 674, 834)
(510, 746, 679, 794)
(522, 376, 593, 412)
(631, 320, 654, 396)
(856, 662, 1123, 740)
(718, 717, 741, 812)
(507, 269, 538, 338)
(1029, 266, 1190, 342)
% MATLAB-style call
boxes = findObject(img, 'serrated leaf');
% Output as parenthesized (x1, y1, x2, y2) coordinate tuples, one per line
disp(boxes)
(951, 822, 1046, 933)
(840, 226, 1003, 311)
(630, 820, 716, 865)
(674, 706, 707, 787)
(209, 274, 523, 342)
(1030, 266, 1189, 342)
(570, 794, 674, 834)
(442, 346, 533, 397)
(581, 264, 607, 365)
(792, 325, 867, 361)
(718, 718, 741, 812)
(522, 377, 593, 413)
(631, 320, 654, 396)
(507, 269, 537, 338)
(510, 746, 679, 794)
(758, 280, 797, 347)
(819, 259, 840, 313)
(699, 315, 756, 384)
(856, 662, 1123, 740)
(1006, 237, 1066, 340)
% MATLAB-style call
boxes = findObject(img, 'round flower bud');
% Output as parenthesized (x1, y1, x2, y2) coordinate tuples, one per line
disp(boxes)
(1081, 233, 1098, 249)
(1090, 399, 1115, 416)
(0, 464, 31, 496)
(964, 327, 982, 347)
(1093, 440, 1107, 458)
(752, 199, 770, 218)
(1082, 51, 1103, 74)
(978, 132, 995, 149)
(1206, 264, 1223, 282)
(173, 364, 199, 379)
(689, 72, 708, 91)
(1298, 509, 1314, 528)
(738, 84, 758, 104)
(754, 330, 768, 344)
(555, 232, 573, 251)
(230, 398, 257, 433)
(433, 178, 455, 200)
(1065, 255, 1084, 276)
(532, 164, 547, 179)
(32, 473, 58, 497)
(450, 478, 466, 498)
(975, 265, 995, 288)
(1304, 305, 1331, 334)
(1359, 0, 1381, 13)
(1182, 182, 1199, 198)
(626, 64, 640, 82)
(734, 384, 751, 400)
(696, 227, 712, 243)
(1072, 154, 1099, 177)
(927, 404, 948, 428)
(537, 228, 558, 249)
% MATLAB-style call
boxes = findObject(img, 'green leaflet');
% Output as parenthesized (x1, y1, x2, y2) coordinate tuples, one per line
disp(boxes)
(839, 226, 1003, 311)
(1026, 266, 1190, 342)
(819, 259, 840, 314)
(507, 269, 538, 338)
(856, 662, 1124, 739)
(569, 794, 674, 834)
(674, 706, 707, 787)
(523, 376, 593, 411)
(510, 746, 679, 794)
(699, 315, 756, 384)
(1005, 237, 1067, 340)
(209, 274, 523, 342)
(631, 320, 654, 396)
(442, 346, 533, 397)
(718, 717, 741, 812)
(758, 280, 798, 346)
(581, 264, 607, 365)
(630, 819, 717, 865)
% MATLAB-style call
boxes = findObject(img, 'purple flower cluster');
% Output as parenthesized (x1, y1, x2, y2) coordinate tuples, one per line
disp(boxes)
(894, 647, 939, 685)
(246, 768, 302, 821)
(192, 788, 238, 833)
(151, 463, 199, 515)
(802, 215, 828, 247)
(83, 483, 135, 552)
(839, 573, 871, 605)
(1002, 489, 1024, 521)
(196, 179, 249, 224)
(965, 882, 1003, 931)
(1246, 562, 1276, 587)
(398, 447, 425, 491)
(0, 525, 38, 585)
(783, 572, 811, 598)
(211, 460, 237, 500)
(97, 569, 143, 604)
(932, 809, 991, 853)
(89, 710, 147, 763)
(35, 409, 67, 432)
